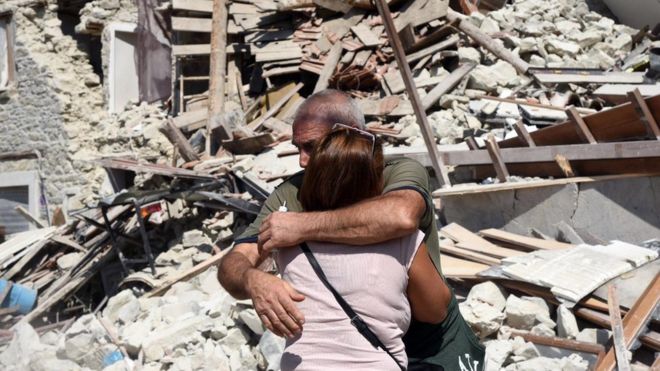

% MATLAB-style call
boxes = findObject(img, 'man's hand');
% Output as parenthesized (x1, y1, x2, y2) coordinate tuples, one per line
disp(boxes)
(258, 211, 308, 256)
(246, 268, 306, 338)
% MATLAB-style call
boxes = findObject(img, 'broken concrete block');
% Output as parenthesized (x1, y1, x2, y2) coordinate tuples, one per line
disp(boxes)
(103, 290, 138, 324)
(559, 353, 589, 371)
(546, 39, 581, 56)
(609, 34, 632, 53)
(458, 47, 482, 65)
(530, 323, 555, 337)
(576, 328, 611, 345)
(518, 37, 537, 53)
(529, 54, 546, 67)
(467, 281, 508, 311)
(569, 30, 602, 48)
(505, 295, 555, 331)
(259, 330, 285, 371)
(504, 356, 561, 370)
(556, 304, 579, 339)
(484, 339, 513, 371)
(0, 322, 45, 369)
(142, 315, 213, 362)
(221, 327, 251, 349)
(511, 336, 540, 361)
(480, 17, 501, 33)
(469, 65, 499, 92)
(460, 301, 505, 338)
(182, 229, 212, 249)
(239, 308, 265, 336)
(121, 319, 151, 356)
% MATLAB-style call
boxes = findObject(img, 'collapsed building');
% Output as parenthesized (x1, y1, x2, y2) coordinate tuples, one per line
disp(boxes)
(0, 0, 659, 370)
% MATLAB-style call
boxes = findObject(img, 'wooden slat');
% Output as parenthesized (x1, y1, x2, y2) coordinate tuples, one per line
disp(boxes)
(607, 285, 631, 371)
(406, 34, 459, 63)
(598, 274, 660, 371)
(627, 88, 660, 140)
(513, 119, 536, 147)
(485, 134, 509, 182)
(508, 329, 605, 355)
(172, 0, 213, 12)
(172, 43, 249, 56)
(421, 62, 476, 110)
(533, 71, 645, 84)
(313, 43, 343, 93)
(478, 229, 572, 250)
(172, 17, 212, 32)
(439, 240, 501, 265)
(440, 223, 523, 259)
(247, 82, 303, 131)
(465, 136, 479, 150)
(439, 254, 489, 278)
(350, 24, 380, 47)
(566, 106, 596, 144)
(455, 241, 524, 259)
(499, 94, 660, 148)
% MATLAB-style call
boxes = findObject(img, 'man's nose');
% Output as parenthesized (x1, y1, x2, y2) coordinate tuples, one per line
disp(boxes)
(299, 151, 309, 168)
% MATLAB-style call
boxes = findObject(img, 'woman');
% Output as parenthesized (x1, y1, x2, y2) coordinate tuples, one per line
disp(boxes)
(276, 125, 471, 370)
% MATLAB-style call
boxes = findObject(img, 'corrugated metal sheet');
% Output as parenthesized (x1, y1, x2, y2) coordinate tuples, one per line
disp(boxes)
(0, 186, 30, 235)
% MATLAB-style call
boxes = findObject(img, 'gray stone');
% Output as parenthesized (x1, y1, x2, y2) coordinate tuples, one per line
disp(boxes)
(467, 282, 508, 311)
(609, 34, 632, 53)
(182, 229, 213, 249)
(556, 304, 579, 339)
(0, 322, 44, 368)
(484, 339, 513, 371)
(576, 328, 611, 345)
(546, 39, 580, 56)
(530, 323, 555, 337)
(529, 54, 546, 67)
(504, 357, 561, 371)
(460, 300, 505, 338)
(238, 308, 265, 336)
(560, 354, 589, 371)
(480, 17, 501, 33)
(30, 356, 83, 371)
(103, 290, 138, 324)
(121, 319, 151, 356)
(221, 327, 251, 348)
(259, 330, 285, 371)
(569, 30, 602, 48)
(511, 336, 540, 361)
(142, 315, 213, 362)
(56, 252, 83, 270)
(458, 47, 481, 65)
(439, 94, 470, 109)
(505, 295, 554, 330)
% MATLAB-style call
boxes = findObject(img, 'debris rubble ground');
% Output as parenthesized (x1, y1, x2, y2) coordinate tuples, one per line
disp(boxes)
(0, 0, 659, 370)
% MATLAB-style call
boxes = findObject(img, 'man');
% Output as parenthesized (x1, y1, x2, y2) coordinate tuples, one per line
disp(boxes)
(218, 89, 484, 370)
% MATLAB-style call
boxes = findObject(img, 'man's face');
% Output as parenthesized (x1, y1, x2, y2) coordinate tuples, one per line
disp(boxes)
(292, 121, 331, 168)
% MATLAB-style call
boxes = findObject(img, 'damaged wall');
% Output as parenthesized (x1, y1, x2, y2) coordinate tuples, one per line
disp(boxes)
(0, 1, 170, 221)
(441, 175, 660, 244)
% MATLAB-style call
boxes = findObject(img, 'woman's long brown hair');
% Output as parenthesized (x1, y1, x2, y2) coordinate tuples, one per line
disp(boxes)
(300, 127, 384, 211)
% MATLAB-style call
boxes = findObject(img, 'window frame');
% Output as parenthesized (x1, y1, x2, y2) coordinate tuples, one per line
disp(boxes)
(0, 10, 16, 91)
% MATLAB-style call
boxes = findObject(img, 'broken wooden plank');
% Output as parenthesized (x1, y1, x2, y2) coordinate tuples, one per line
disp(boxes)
(440, 223, 522, 259)
(485, 134, 509, 182)
(513, 119, 536, 147)
(447, 9, 529, 74)
(146, 249, 229, 297)
(208, 0, 230, 150)
(439, 254, 489, 278)
(566, 106, 596, 144)
(555, 154, 576, 177)
(627, 88, 660, 140)
(160, 119, 200, 162)
(593, 84, 660, 104)
(172, 0, 213, 13)
(598, 273, 660, 371)
(14, 206, 46, 228)
(172, 17, 213, 33)
(533, 71, 645, 84)
(439, 240, 501, 265)
(171, 43, 249, 56)
(375, 0, 450, 186)
(350, 24, 380, 47)
(607, 285, 632, 371)
(222, 133, 276, 155)
(508, 329, 605, 355)
(248, 82, 304, 131)
(422, 62, 476, 110)
(313, 43, 343, 93)
(479, 229, 572, 251)
(357, 97, 414, 116)
(405, 34, 459, 63)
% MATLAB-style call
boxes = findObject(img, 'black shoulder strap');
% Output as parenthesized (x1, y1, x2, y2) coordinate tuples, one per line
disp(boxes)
(300, 242, 406, 371)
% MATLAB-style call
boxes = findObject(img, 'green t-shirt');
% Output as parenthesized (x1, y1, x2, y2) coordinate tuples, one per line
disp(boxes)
(235, 157, 442, 274)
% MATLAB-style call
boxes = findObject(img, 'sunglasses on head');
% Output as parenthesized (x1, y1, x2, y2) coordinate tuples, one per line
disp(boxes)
(331, 123, 376, 154)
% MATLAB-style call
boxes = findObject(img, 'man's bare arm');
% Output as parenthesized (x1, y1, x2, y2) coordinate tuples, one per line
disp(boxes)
(258, 189, 425, 254)
(218, 243, 306, 337)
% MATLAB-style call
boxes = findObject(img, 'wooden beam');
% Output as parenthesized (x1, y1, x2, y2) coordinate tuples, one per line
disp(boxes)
(313, 43, 343, 93)
(375, 0, 450, 186)
(554, 154, 575, 177)
(566, 106, 596, 144)
(439, 241, 501, 265)
(172, 17, 213, 33)
(159, 119, 200, 162)
(485, 134, 509, 182)
(508, 330, 605, 355)
(465, 137, 479, 150)
(513, 119, 536, 147)
(422, 62, 476, 110)
(172, 0, 213, 12)
(247, 82, 303, 131)
(598, 274, 660, 371)
(607, 285, 631, 371)
(208, 0, 230, 153)
(447, 9, 529, 74)
(146, 249, 229, 297)
(14, 206, 46, 228)
(478, 229, 572, 250)
(533, 71, 645, 84)
(405, 34, 459, 64)
(0, 151, 39, 162)
(627, 88, 660, 140)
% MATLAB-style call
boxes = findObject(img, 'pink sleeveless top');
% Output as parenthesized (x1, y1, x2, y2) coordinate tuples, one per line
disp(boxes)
(277, 231, 425, 371)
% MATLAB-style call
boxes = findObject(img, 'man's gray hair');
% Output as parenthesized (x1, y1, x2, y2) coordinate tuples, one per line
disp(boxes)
(293, 89, 366, 129)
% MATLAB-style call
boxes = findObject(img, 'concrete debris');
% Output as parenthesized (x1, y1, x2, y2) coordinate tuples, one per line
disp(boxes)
(556, 304, 579, 339)
(505, 295, 555, 331)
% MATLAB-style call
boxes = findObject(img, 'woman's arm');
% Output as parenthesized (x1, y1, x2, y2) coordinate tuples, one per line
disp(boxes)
(407, 243, 452, 324)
